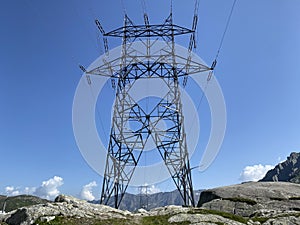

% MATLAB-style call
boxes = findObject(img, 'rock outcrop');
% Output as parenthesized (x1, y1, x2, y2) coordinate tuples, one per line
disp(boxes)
(1, 186, 300, 225)
(198, 181, 300, 218)
(2, 195, 131, 225)
(260, 152, 300, 183)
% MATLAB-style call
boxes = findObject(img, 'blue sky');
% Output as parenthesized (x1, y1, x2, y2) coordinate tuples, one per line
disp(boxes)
(1, 0, 300, 200)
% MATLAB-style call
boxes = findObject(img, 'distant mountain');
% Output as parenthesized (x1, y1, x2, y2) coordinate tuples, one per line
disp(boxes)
(91, 189, 202, 211)
(0, 195, 49, 213)
(260, 152, 300, 183)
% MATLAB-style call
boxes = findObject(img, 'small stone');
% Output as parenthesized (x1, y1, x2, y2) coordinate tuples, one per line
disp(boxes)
(137, 208, 148, 213)
(39, 216, 55, 222)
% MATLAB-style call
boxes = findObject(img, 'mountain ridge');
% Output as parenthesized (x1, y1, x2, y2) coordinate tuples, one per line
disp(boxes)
(260, 152, 300, 183)
(0, 189, 202, 213)
(91, 189, 202, 211)
(0, 195, 49, 213)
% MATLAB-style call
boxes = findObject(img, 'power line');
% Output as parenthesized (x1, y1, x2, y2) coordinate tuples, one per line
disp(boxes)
(78, 65, 109, 145)
(86, 75, 109, 145)
(188, 0, 237, 133)
(214, 0, 237, 61)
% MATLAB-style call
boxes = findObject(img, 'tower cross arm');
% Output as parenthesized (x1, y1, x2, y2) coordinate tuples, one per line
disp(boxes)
(104, 24, 194, 38)
(86, 60, 211, 78)
(173, 54, 212, 76)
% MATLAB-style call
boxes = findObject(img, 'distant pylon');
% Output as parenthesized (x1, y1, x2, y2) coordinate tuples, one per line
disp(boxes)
(139, 185, 149, 210)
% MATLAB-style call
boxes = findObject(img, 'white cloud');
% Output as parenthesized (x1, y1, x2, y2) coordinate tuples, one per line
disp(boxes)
(240, 164, 274, 182)
(5, 186, 14, 193)
(24, 187, 36, 195)
(140, 184, 160, 195)
(3, 176, 63, 200)
(34, 176, 64, 200)
(5, 186, 20, 196)
(80, 181, 97, 201)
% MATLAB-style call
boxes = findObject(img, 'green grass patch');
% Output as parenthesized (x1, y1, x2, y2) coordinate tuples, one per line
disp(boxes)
(34, 215, 190, 225)
(251, 217, 269, 223)
(141, 215, 169, 225)
(34, 216, 133, 225)
(250, 212, 300, 223)
(141, 215, 189, 225)
(188, 208, 248, 224)
(91, 218, 133, 225)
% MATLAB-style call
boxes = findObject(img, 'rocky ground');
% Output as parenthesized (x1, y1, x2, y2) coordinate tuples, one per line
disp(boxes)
(199, 181, 300, 217)
(1, 182, 300, 224)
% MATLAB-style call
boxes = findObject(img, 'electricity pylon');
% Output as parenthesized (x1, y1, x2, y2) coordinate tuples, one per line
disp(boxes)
(86, 12, 212, 209)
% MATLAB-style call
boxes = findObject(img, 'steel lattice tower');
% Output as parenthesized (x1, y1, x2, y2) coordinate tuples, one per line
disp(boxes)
(86, 11, 212, 209)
